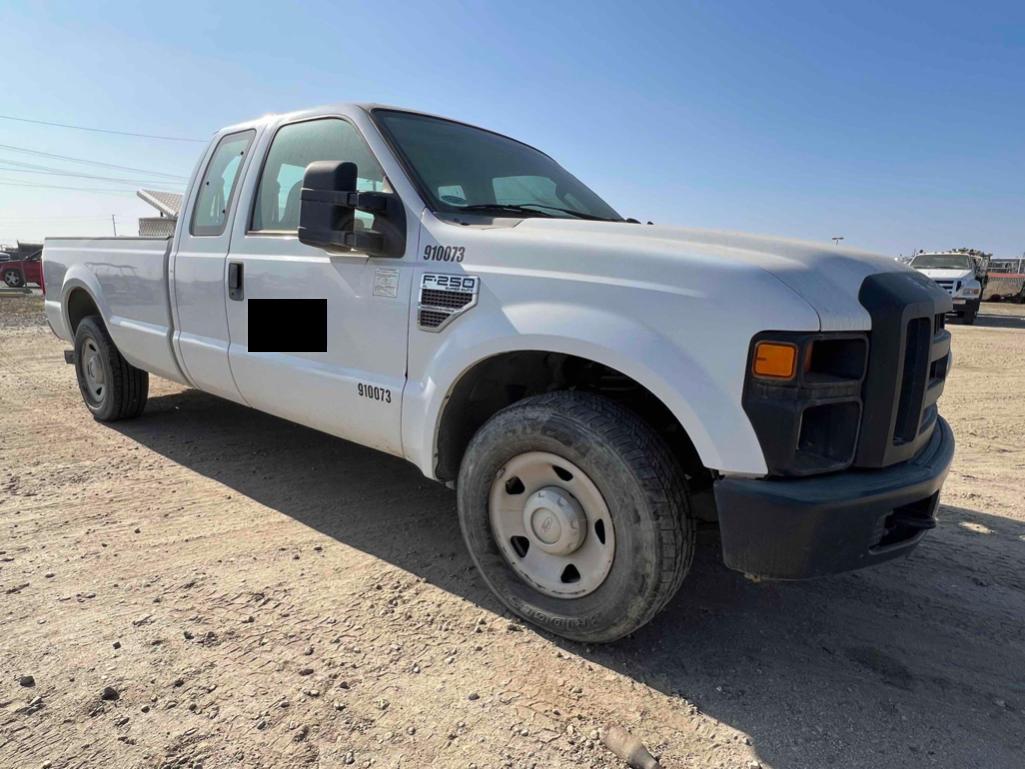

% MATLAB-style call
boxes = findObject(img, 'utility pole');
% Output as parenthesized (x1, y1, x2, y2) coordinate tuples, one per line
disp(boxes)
(831, 236, 844, 246)
(111, 214, 117, 237)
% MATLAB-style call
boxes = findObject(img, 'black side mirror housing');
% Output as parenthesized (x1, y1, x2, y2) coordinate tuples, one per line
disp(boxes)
(297, 161, 406, 258)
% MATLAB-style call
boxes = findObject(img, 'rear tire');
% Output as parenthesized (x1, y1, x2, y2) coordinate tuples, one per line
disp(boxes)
(457, 391, 694, 643)
(74, 315, 148, 421)
(3, 270, 24, 288)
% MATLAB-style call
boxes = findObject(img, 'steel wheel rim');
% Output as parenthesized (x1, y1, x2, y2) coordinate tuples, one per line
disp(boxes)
(81, 339, 105, 403)
(489, 451, 616, 598)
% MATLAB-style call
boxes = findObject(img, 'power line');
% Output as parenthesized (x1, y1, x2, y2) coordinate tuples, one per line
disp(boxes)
(0, 179, 180, 194)
(0, 214, 136, 221)
(0, 143, 188, 179)
(0, 163, 184, 187)
(0, 114, 206, 143)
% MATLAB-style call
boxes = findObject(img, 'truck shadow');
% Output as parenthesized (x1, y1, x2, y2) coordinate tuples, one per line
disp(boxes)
(111, 388, 1025, 769)
(965, 310, 1025, 329)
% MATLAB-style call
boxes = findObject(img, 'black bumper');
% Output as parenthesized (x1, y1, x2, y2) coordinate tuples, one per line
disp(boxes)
(714, 417, 954, 579)
(951, 297, 980, 315)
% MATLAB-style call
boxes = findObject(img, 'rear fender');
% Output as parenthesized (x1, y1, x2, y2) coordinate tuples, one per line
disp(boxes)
(52, 268, 112, 342)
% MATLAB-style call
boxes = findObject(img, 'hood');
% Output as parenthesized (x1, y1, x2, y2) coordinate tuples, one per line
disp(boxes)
(507, 219, 920, 331)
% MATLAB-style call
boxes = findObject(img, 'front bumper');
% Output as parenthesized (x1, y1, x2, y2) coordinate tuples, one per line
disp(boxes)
(714, 417, 954, 579)
(951, 296, 979, 312)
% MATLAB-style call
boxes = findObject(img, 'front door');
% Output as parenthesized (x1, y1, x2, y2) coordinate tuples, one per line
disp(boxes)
(223, 117, 413, 456)
(171, 129, 257, 403)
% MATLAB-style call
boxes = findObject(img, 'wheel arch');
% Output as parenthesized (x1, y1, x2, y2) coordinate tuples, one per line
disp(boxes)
(406, 302, 769, 480)
(60, 268, 111, 338)
(432, 348, 713, 486)
(66, 286, 102, 336)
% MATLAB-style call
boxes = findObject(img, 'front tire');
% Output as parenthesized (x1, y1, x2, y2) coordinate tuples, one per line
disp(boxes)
(457, 391, 694, 643)
(961, 300, 979, 325)
(74, 315, 148, 421)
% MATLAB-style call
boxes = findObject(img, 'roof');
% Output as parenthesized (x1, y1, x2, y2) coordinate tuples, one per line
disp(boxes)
(137, 189, 183, 218)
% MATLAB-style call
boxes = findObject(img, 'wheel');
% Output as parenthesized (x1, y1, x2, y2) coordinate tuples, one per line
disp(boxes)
(961, 301, 979, 325)
(3, 270, 24, 288)
(457, 391, 694, 643)
(73, 315, 149, 421)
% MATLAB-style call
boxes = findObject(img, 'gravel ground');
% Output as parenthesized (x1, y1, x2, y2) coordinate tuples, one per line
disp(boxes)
(1, 294, 1024, 769)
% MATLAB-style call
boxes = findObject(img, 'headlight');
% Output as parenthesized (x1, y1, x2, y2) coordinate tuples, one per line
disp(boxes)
(961, 286, 980, 297)
(744, 332, 868, 476)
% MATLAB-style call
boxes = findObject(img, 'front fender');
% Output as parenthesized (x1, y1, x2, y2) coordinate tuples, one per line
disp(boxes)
(402, 301, 769, 479)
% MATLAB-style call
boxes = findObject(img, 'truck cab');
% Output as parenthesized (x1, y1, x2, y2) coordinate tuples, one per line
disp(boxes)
(42, 103, 955, 642)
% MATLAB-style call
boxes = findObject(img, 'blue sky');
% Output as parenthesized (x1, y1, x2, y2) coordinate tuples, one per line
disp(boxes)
(1, 1, 1022, 256)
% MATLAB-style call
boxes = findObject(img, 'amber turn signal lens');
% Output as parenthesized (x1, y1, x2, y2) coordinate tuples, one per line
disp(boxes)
(752, 341, 797, 380)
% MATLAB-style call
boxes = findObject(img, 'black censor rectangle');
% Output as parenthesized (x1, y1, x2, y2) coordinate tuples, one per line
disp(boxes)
(248, 299, 327, 352)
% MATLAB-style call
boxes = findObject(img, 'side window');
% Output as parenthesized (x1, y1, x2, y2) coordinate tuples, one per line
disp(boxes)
(251, 118, 387, 233)
(190, 131, 255, 236)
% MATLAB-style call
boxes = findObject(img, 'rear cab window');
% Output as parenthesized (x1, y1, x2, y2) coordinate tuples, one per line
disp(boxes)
(190, 130, 256, 236)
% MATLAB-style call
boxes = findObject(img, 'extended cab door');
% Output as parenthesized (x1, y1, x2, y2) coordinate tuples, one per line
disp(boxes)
(223, 116, 413, 456)
(171, 129, 258, 403)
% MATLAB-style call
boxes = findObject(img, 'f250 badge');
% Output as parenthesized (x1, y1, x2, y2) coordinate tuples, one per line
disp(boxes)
(417, 273, 480, 331)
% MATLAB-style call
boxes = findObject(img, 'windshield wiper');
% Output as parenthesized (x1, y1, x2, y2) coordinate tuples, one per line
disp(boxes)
(457, 203, 614, 221)
(457, 204, 556, 218)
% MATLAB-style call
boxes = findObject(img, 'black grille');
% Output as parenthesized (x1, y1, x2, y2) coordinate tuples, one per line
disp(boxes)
(893, 317, 931, 444)
(421, 288, 472, 310)
(418, 308, 450, 328)
(856, 272, 953, 467)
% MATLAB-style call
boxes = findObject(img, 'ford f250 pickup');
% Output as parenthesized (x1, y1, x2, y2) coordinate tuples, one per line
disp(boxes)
(910, 250, 987, 325)
(43, 104, 955, 641)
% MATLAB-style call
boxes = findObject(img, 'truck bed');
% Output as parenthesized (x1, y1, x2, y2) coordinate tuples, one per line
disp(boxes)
(42, 237, 186, 384)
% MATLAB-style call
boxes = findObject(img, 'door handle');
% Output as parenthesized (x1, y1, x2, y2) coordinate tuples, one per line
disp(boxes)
(228, 261, 244, 301)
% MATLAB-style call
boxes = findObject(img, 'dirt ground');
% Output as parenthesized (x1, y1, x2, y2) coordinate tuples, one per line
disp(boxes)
(2, 294, 1024, 769)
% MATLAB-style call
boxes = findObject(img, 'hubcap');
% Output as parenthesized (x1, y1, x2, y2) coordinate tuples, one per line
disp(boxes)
(489, 451, 616, 598)
(81, 339, 105, 402)
(524, 487, 586, 555)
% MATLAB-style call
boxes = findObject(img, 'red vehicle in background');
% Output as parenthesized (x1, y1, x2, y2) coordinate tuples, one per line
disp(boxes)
(1, 242, 44, 289)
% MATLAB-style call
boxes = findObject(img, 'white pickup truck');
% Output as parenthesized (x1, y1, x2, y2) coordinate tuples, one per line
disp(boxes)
(909, 251, 985, 324)
(43, 103, 955, 642)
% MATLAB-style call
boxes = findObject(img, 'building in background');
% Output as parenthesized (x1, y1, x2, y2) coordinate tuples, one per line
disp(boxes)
(137, 189, 183, 237)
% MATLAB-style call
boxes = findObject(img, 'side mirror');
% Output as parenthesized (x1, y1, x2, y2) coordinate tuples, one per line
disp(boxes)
(297, 161, 406, 258)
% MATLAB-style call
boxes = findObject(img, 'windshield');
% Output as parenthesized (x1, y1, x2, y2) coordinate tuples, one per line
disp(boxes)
(373, 110, 621, 221)
(911, 254, 972, 270)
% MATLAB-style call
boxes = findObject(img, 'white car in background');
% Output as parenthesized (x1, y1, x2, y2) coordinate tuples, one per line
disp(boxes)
(910, 252, 984, 324)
